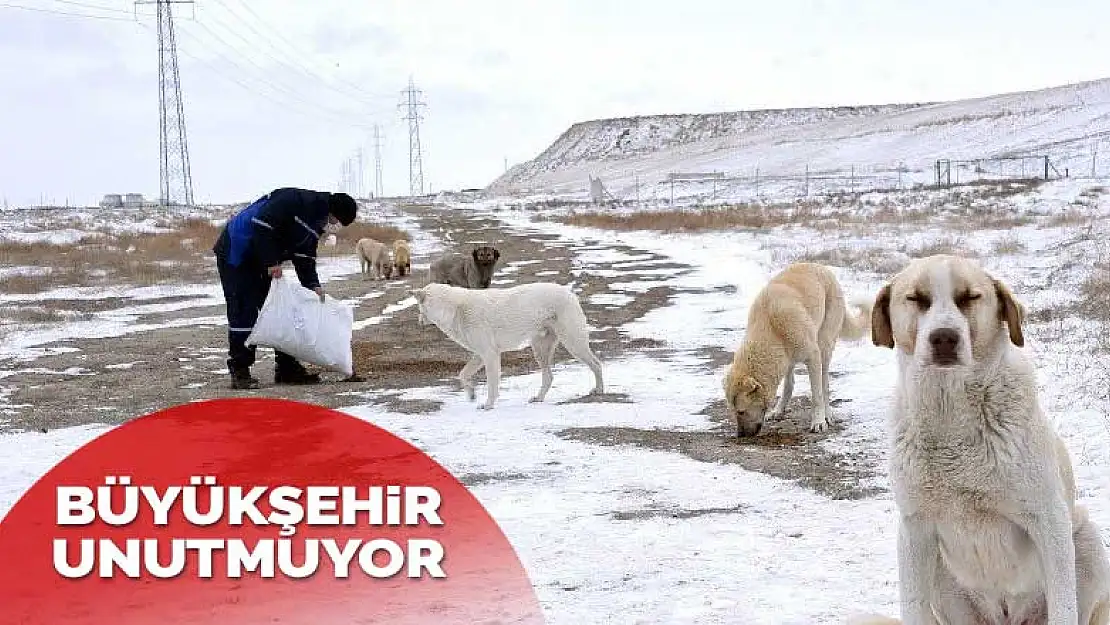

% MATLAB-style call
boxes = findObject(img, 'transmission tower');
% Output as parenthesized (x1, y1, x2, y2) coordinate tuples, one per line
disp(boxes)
(136, 0, 195, 208)
(398, 77, 426, 197)
(356, 148, 364, 199)
(373, 124, 384, 198)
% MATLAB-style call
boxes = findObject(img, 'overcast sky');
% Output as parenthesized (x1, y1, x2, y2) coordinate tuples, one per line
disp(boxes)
(0, 0, 1107, 207)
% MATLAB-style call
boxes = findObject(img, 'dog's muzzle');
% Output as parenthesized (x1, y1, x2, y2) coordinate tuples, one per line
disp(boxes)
(927, 327, 961, 366)
(735, 411, 763, 438)
(737, 421, 762, 438)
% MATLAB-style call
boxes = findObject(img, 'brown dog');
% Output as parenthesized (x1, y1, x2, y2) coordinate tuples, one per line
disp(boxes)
(428, 245, 501, 289)
(392, 239, 412, 277)
(354, 238, 393, 280)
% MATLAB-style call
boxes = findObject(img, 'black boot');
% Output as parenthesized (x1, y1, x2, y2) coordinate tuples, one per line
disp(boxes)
(230, 367, 260, 390)
(274, 362, 321, 385)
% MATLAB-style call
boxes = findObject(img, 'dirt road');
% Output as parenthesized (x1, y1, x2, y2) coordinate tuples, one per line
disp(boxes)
(0, 203, 880, 499)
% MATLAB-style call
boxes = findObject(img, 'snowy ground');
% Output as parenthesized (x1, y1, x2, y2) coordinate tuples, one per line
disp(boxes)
(492, 77, 1110, 203)
(1, 182, 1108, 624)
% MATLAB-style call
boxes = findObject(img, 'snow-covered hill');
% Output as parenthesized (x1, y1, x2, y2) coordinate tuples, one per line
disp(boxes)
(489, 77, 1110, 202)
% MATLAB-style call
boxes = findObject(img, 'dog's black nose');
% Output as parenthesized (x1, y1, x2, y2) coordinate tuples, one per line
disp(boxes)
(928, 328, 960, 365)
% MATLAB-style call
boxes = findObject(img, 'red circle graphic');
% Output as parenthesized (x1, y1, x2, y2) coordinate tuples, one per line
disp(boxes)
(0, 398, 545, 624)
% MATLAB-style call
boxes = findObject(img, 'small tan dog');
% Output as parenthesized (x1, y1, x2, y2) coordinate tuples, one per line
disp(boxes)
(392, 239, 412, 277)
(850, 254, 1110, 625)
(722, 262, 870, 437)
(354, 238, 393, 280)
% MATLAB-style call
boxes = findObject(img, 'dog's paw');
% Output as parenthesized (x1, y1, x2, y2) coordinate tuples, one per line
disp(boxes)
(529, 396, 544, 403)
(809, 418, 830, 433)
(477, 403, 494, 411)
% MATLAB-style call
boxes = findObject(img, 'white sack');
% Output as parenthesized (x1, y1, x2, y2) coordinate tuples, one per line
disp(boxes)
(245, 277, 354, 376)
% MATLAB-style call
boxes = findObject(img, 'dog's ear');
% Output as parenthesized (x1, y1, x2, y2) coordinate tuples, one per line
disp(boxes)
(992, 278, 1025, 347)
(871, 284, 894, 349)
(492, 247, 501, 262)
(739, 376, 761, 395)
(721, 373, 734, 406)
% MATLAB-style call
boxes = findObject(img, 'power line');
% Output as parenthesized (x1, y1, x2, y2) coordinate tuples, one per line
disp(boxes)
(356, 147, 364, 198)
(179, 20, 386, 122)
(399, 76, 426, 197)
(194, 5, 373, 108)
(225, 0, 393, 104)
(172, 33, 376, 130)
(46, 0, 132, 14)
(0, 1, 137, 21)
(373, 123, 384, 198)
(205, 0, 394, 108)
(3, 0, 396, 133)
(145, 17, 387, 131)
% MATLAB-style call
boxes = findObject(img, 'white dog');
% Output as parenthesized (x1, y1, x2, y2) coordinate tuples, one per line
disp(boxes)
(409, 282, 604, 409)
(857, 255, 1110, 625)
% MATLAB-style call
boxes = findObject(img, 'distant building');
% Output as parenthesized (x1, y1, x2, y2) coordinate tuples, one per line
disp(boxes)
(99, 194, 123, 209)
(123, 193, 144, 208)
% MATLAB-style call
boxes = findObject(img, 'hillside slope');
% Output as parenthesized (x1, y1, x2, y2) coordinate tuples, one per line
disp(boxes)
(489, 77, 1110, 201)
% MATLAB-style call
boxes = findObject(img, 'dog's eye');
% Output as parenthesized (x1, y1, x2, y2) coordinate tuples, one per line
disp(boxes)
(906, 292, 931, 309)
(955, 292, 982, 308)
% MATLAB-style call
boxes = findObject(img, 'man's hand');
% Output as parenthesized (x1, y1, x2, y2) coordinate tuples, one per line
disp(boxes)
(267, 265, 283, 279)
(313, 287, 326, 302)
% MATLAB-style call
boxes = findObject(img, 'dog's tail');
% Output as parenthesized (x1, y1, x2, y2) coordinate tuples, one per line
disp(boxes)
(839, 297, 873, 342)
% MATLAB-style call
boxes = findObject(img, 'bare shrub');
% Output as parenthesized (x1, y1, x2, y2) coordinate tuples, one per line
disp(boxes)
(991, 233, 1028, 255)
(905, 236, 978, 259)
(774, 243, 908, 275)
(1076, 264, 1110, 324)
(1047, 209, 1093, 228)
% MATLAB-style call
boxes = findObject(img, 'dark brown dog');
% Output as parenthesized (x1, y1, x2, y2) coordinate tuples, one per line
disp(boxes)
(428, 245, 502, 289)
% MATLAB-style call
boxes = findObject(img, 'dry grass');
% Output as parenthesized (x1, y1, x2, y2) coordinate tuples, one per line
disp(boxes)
(547, 201, 1035, 234)
(551, 204, 814, 233)
(1046, 209, 1094, 228)
(774, 235, 979, 277)
(321, 221, 410, 256)
(775, 244, 907, 275)
(0, 305, 92, 323)
(907, 235, 978, 259)
(1076, 264, 1110, 321)
(991, 233, 1028, 255)
(0, 216, 410, 294)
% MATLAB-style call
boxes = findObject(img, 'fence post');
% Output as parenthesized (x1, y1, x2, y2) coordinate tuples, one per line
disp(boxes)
(804, 164, 810, 198)
(1044, 156, 1049, 181)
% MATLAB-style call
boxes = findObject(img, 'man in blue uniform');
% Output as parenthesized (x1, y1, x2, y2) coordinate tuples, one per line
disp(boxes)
(212, 188, 358, 389)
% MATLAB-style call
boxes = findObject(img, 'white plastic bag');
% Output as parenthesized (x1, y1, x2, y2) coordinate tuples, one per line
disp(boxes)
(245, 277, 354, 376)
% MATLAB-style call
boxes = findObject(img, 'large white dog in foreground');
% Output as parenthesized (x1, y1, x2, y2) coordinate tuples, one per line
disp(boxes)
(853, 255, 1110, 625)
(410, 282, 604, 409)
